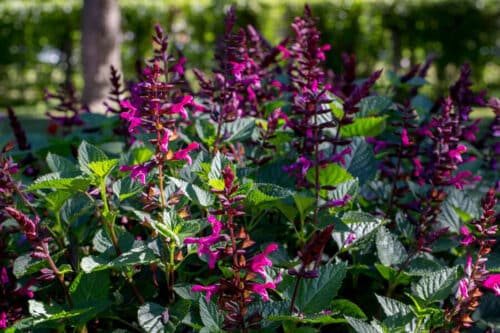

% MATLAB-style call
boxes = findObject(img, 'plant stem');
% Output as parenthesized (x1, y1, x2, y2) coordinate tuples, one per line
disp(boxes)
(43, 242, 73, 308)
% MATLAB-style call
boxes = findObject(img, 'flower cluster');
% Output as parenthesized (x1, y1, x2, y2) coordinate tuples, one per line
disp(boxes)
(118, 26, 201, 188)
(445, 188, 498, 332)
(44, 82, 87, 134)
(186, 165, 280, 331)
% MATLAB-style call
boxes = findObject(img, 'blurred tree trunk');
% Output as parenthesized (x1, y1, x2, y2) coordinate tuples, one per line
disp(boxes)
(82, 0, 121, 112)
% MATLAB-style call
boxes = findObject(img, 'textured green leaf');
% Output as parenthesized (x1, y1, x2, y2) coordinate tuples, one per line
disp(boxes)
(376, 227, 407, 267)
(78, 141, 109, 175)
(81, 245, 158, 273)
(222, 117, 256, 143)
(138, 301, 189, 333)
(357, 96, 393, 117)
(199, 298, 223, 332)
(70, 270, 110, 308)
(60, 194, 92, 224)
(331, 299, 367, 319)
(29, 177, 90, 191)
(247, 183, 294, 205)
(332, 211, 382, 249)
(306, 164, 353, 198)
(170, 177, 214, 207)
(46, 153, 79, 177)
(292, 262, 347, 314)
(87, 159, 119, 177)
(43, 190, 72, 213)
(411, 267, 458, 304)
(345, 316, 385, 333)
(340, 116, 387, 138)
(343, 138, 377, 186)
(375, 295, 411, 317)
(112, 177, 142, 201)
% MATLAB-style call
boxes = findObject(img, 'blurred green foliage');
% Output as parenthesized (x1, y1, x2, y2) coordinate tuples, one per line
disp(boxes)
(0, 0, 498, 108)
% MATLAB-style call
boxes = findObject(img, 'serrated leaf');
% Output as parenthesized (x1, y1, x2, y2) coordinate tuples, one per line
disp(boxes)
(331, 299, 367, 319)
(138, 303, 167, 333)
(247, 183, 294, 206)
(340, 116, 387, 138)
(411, 267, 458, 304)
(112, 177, 142, 201)
(208, 152, 229, 180)
(13, 254, 44, 279)
(60, 194, 92, 225)
(376, 227, 407, 267)
(87, 159, 119, 177)
(29, 177, 90, 191)
(306, 164, 353, 198)
(343, 138, 377, 186)
(199, 298, 223, 332)
(70, 271, 110, 308)
(46, 153, 79, 177)
(357, 96, 393, 116)
(43, 191, 72, 213)
(332, 211, 382, 249)
(345, 316, 385, 333)
(170, 177, 214, 207)
(437, 201, 461, 233)
(375, 295, 411, 317)
(81, 245, 157, 273)
(291, 262, 347, 314)
(222, 117, 256, 143)
(78, 141, 109, 175)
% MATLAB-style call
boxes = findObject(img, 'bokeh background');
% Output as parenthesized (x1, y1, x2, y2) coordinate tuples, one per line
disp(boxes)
(0, 0, 499, 117)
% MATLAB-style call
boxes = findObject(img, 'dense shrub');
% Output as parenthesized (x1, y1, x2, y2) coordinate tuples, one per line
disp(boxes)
(1, 5, 499, 333)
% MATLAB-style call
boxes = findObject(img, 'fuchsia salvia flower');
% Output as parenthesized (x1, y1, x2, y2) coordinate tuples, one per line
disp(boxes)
(184, 215, 225, 269)
(172, 142, 200, 165)
(0, 312, 6, 329)
(191, 284, 220, 301)
(277, 45, 291, 59)
(171, 95, 193, 119)
(249, 281, 276, 301)
(401, 128, 410, 146)
(120, 100, 142, 133)
(249, 244, 278, 279)
(460, 226, 476, 246)
(343, 232, 357, 247)
(457, 278, 469, 299)
(171, 57, 186, 76)
(449, 144, 468, 163)
(483, 274, 500, 296)
(1, 267, 8, 284)
(160, 130, 170, 152)
(119, 164, 150, 185)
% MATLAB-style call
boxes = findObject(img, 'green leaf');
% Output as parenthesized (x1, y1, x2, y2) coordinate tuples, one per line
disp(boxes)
(70, 270, 110, 308)
(376, 227, 407, 267)
(87, 159, 119, 177)
(375, 295, 411, 317)
(133, 146, 154, 164)
(137, 301, 191, 332)
(357, 96, 393, 117)
(340, 116, 387, 138)
(332, 211, 382, 249)
(267, 313, 347, 325)
(46, 153, 79, 177)
(374, 264, 411, 285)
(78, 141, 109, 175)
(81, 245, 158, 273)
(60, 194, 92, 225)
(199, 298, 223, 332)
(345, 316, 385, 333)
(112, 177, 142, 201)
(43, 190, 72, 213)
(170, 177, 214, 207)
(29, 177, 90, 191)
(247, 183, 294, 206)
(208, 152, 229, 180)
(222, 117, 256, 143)
(291, 262, 347, 314)
(411, 267, 458, 304)
(343, 138, 377, 186)
(331, 299, 367, 319)
(13, 253, 45, 279)
(306, 164, 353, 198)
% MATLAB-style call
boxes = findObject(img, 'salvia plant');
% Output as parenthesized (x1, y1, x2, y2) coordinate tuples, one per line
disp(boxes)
(0, 5, 499, 333)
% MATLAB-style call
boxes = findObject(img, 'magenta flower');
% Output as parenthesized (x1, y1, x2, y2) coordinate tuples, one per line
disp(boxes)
(457, 278, 469, 299)
(0, 312, 6, 329)
(248, 244, 278, 279)
(172, 142, 200, 165)
(191, 283, 220, 301)
(171, 57, 186, 76)
(343, 232, 357, 247)
(184, 215, 225, 269)
(277, 45, 291, 59)
(250, 281, 275, 301)
(325, 194, 352, 208)
(449, 144, 468, 163)
(171, 95, 206, 118)
(1, 267, 8, 284)
(160, 130, 170, 152)
(120, 100, 142, 133)
(484, 274, 500, 296)
(401, 128, 410, 146)
(119, 164, 150, 185)
(460, 226, 476, 246)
